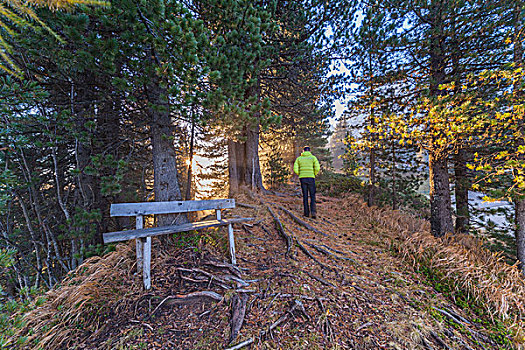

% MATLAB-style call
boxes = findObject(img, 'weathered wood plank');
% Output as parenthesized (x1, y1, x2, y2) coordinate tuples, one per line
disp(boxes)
(103, 217, 253, 243)
(135, 215, 144, 274)
(143, 236, 151, 290)
(110, 199, 235, 216)
(228, 223, 236, 265)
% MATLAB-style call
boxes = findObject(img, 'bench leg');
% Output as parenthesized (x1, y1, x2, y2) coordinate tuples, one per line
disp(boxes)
(228, 223, 236, 265)
(135, 215, 144, 275)
(136, 239, 144, 274)
(142, 237, 151, 290)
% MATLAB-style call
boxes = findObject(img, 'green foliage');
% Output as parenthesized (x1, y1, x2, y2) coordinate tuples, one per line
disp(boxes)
(0, 287, 45, 349)
(316, 170, 364, 197)
(264, 147, 290, 188)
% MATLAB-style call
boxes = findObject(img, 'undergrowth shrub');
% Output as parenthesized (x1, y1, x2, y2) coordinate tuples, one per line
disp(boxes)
(316, 171, 363, 197)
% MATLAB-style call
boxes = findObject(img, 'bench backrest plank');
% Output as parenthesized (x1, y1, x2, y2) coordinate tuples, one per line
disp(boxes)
(103, 217, 251, 243)
(110, 199, 235, 216)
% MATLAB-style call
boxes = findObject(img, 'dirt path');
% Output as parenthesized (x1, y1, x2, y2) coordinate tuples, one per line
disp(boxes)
(43, 193, 510, 349)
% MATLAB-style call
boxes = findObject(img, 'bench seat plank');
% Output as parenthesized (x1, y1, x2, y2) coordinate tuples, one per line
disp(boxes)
(103, 217, 252, 244)
(110, 199, 235, 216)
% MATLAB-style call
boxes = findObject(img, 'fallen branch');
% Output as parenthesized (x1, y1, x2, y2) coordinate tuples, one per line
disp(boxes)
(225, 338, 254, 350)
(261, 300, 308, 338)
(267, 205, 292, 255)
(229, 292, 249, 344)
(278, 205, 329, 236)
(176, 267, 249, 288)
(203, 260, 242, 278)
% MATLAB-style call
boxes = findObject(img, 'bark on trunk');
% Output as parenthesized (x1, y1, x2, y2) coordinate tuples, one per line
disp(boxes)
(228, 139, 240, 196)
(429, 153, 454, 237)
(244, 123, 264, 191)
(514, 3, 524, 270)
(367, 147, 376, 207)
(516, 199, 525, 271)
(147, 77, 184, 226)
(427, 2, 453, 237)
(391, 141, 397, 210)
(454, 148, 470, 233)
(227, 78, 265, 195)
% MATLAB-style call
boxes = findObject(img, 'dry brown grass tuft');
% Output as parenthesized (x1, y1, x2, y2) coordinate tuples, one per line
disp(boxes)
(340, 193, 525, 346)
(13, 243, 138, 350)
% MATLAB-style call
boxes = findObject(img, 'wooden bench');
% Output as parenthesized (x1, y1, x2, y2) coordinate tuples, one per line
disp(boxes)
(103, 199, 252, 289)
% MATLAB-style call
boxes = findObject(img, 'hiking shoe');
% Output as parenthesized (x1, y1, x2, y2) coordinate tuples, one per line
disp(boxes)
(311, 213, 317, 219)
(303, 213, 309, 218)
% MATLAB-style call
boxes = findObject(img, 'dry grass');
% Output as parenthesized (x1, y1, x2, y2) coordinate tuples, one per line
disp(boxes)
(342, 193, 525, 346)
(12, 243, 138, 350)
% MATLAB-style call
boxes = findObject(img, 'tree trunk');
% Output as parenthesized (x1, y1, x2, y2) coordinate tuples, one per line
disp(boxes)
(367, 51, 376, 207)
(514, 3, 524, 270)
(147, 77, 184, 226)
(244, 123, 264, 191)
(516, 200, 525, 270)
(429, 153, 454, 237)
(428, 2, 453, 237)
(454, 148, 470, 233)
(391, 140, 397, 210)
(367, 147, 376, 207)
(185, 115, 195, 200)
(228, 139, 240, 196)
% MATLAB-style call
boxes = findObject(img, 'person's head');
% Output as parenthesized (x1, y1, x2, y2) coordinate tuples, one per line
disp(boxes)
(303, 146, 310, 152)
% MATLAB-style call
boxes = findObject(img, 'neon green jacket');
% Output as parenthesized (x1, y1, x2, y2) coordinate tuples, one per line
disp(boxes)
(293, 151, 320, 178)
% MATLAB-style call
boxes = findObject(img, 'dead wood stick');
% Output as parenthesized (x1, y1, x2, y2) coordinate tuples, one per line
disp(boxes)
(176, 267, 249, 287)
(278, 206, 329, 236)
(430, 331, 452, 350)
(267, 205, 292, 255)
(130, 319, 154, 331)
(203, 260, 242, 278)
(179, 275, 230, 289)
(303, 270, 336, 288)
(229, 292, 249, 344)
(295, 239, 335, 272)
(225, 338, 254, 350)
(261, 299, 304, 338)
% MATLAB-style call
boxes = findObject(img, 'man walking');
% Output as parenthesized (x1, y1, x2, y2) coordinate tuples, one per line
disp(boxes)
(293, 146, 320, 218)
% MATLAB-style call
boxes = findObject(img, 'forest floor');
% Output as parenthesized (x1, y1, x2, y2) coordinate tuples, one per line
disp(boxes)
(15, 191, 516, 350)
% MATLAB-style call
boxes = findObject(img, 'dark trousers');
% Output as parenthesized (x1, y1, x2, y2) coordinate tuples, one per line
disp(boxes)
(300, 178, 316, 216)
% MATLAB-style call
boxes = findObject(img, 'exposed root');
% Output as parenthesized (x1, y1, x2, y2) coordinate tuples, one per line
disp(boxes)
(237, 202, 258, 210)
(150, 291, 223, 317)
(304, 241, 356, 263)
(295, 238, 335, 272)
(303, 270, 336, 288)
(162, 291, 223, 306)
(266, 205, 292, 255)
(278, 205, 329, 237)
